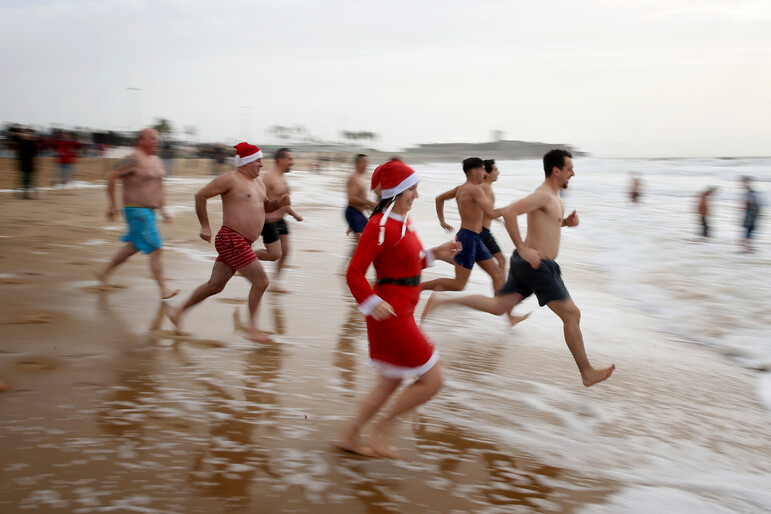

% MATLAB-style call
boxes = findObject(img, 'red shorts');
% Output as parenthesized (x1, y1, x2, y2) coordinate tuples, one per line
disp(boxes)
(215, 226, 257, 272)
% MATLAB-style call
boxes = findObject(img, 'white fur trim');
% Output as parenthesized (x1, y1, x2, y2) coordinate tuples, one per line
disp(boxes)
(423, 247, 435, 267)
(358, 294, 383, 316)
(370, 351, 439, 379)
(381, 173, 420, 199)
(235, 150, 263, 167)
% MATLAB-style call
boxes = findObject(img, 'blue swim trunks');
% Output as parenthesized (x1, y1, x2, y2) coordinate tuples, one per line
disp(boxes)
(345, 206, 368, 234)
(453, 228, 493, 270)
(120, 206, 162, 254)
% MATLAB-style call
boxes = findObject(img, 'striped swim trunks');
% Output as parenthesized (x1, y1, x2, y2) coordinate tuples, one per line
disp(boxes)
(214, 226, 258, 272)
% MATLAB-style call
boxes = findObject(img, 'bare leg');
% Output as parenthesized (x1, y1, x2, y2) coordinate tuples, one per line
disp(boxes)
(271, 233, 290, 293)
(493, 252, 506, 276)
(369, 363, 443, 459)
(421, 292, 522, 323)
(95, 243, 138, 289)
(336, 375, 401, 457)
(477, 257, 504, 293)
(148, 248, 180, 299)
(255, 241, 281, 262)
(237, 260, 272, 343)
(547, 298, 615, 387)
(421, 264, 472, 292)
(166, 260, 233, 334)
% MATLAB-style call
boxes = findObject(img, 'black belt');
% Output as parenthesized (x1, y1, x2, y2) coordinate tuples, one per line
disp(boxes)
(377, 275, 421, 287)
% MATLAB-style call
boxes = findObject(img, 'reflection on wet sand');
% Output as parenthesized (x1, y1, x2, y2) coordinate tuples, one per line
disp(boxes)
(334, 300, 365, 396)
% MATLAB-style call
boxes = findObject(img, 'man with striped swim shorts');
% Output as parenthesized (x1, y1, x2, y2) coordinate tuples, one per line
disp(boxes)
(166, 142, 291, 344)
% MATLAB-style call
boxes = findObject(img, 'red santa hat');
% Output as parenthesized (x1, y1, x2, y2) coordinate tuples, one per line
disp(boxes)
(377, 159, 420, 199)
(234, 142, 263, 167)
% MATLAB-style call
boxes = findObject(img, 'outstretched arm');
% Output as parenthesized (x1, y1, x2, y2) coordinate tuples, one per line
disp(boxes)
(435, 186, 459, 231)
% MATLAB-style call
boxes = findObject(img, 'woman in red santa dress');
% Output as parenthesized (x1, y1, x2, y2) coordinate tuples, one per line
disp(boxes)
(336, 159, 461, 459)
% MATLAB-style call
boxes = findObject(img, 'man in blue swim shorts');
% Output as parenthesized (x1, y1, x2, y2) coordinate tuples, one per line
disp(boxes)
(95, 128, 179, 300)
(345, 154, 375, 241)
(422, 157, 505, 293)
(422, 150, 615, 387)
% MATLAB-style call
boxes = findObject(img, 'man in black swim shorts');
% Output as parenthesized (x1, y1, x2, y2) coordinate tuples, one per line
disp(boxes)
(422, 149, 615, 387)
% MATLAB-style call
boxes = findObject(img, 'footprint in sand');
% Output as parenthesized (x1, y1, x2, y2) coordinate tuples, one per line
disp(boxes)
(217, 298, 246, 305)
(82, 284, 128, 293)
(0, 278, 22, 285)
(67, 262, 90, 266)
(16, 356, 62, 372)
(20, 272, 43, 276)
(2, 313, 57, 325)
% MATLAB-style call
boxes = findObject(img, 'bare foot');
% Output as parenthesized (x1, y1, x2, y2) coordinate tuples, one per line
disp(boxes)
(420, 293, 443, 325)
(93, 270, 110, 291)
(334, 440, 377, 458)
(582, 364, 615, 387)
(246, 329, 274, 344)
(367, 426, 402, 459)
(162, 289, 180, 300)
(165, 306, 190, 336)
(508, 310, 531, 327)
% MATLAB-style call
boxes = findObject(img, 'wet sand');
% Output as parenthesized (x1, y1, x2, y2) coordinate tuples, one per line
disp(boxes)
(1, 169, 770, 513)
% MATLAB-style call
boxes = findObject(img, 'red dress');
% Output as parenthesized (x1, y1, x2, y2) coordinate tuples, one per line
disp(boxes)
(346, 212, 437, 378)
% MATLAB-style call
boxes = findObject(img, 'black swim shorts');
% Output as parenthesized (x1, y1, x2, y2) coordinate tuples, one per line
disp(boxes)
(497, 250, 570, 306)
(261, 218, 289, 245)
(480, 227, 502, 255)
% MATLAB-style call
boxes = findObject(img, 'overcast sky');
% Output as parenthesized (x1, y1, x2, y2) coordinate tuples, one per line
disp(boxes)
(1, 0, 769, 157)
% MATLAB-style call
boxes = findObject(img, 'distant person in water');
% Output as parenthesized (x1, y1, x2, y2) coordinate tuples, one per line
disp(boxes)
(740, 176, 762, 253)
(422, 149, 615, 387)
(629, 173, 642, 204)
(166, 142, 290, 343)
(95, 128, 179, 300)
(697, 187, 717, 238)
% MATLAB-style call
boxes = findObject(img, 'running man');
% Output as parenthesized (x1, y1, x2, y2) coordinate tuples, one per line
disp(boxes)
(422, 149, 615, 387)
(436, 159, 507, 275)
(166, 142, 290, 343)
(261, 148, 303, 292)
(345, 153, 375, 241)
(422, 157, 505, 293)
(95, 128, 179, 300)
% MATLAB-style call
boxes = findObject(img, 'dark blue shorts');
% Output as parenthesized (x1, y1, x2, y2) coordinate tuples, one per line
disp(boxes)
(261, 218, 288, 245)
(345, 206, 368, 234)
(480, 227, 502, 255)
(498, 251, 570, 306)
(453, 228, 493, 270)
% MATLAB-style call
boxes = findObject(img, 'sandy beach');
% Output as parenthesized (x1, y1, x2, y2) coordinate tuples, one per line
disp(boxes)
(1, 161, 770, 513)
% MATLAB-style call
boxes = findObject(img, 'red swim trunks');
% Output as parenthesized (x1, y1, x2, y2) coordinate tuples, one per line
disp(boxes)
(215, 226, 257, 272)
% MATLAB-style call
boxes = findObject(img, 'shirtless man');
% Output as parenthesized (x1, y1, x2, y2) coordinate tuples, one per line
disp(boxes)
(95, 128, 179, 300)
(260, 148, 303, 292)
(423, 149, 615, 387)
(422, 157, 505, 293)
(166, 143, 290, 343)
(345, 154, 375, 241)
(436, 159, 507, 274)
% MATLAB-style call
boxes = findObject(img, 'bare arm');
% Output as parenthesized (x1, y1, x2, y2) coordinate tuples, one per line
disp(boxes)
(473, 186, 504, 220)
(194, 174, 233, 242)
(435, 186, 459, 231)
(502, 191, 549, 268)
(104, 157, 137, 220)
